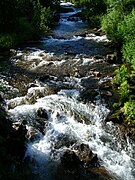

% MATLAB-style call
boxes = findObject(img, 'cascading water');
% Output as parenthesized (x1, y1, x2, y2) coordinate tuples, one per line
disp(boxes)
(6, 2, 135, 180)
(8, 89, 135, 180)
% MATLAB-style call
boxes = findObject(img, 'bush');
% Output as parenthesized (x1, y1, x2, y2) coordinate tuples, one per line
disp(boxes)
(118, 80, 130, 102)
(101, 9, 123, 43)
(113, 65, 130, 85)
(124, 99, 135, 123)
(118, 8, 135, 43)
(0, 34, 16, 50)
(40, 7, 53, 33)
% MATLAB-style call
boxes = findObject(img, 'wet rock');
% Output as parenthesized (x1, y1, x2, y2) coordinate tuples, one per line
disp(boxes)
(26, 126, 41, 141)
(60, 144, 114, 180)
(81, 77, 99, 88)
(105, 52, 117, 64)
(47, 62, 54, 66)
(37, 107, 48, 119)
(54, 134, 77, 149)
(100, 90, 113, 97)
(93, 71, 102, 77)
(12, 121, 22, 130)
(61, 149, 80, 171)
(39, 74, 50, 82)
(27, 87, 46, 103)
(7, 120, 27, 157)
(94, 55, 104, 59)
(10, 49, 16, 55)
(80, 88, 99, 103)
(74, 143, 99, 168)
(60, 6, 74, 13)
(27, 83, 39, 88)
(95, 32, 101, 36)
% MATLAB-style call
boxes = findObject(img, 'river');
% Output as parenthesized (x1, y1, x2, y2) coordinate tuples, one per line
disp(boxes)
(2, 2, 135, 180)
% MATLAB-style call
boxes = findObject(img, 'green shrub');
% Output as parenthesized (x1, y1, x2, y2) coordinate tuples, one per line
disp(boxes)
(113, 65, 130, 85)
(122, 40, 135, 71)
(0, 34, 16, 49)
(118, 80, 130, 101)
(124, 99, 135, 122)
(101, 9, 123, 43)
(123, 40, 135, 63)
(40, 7, 53, 33)
(118, 8, 135, 43)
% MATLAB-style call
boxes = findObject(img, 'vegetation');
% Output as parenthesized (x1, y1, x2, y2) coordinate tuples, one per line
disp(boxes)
(102, 1, 135, 125)
(0, 0, 59, 51)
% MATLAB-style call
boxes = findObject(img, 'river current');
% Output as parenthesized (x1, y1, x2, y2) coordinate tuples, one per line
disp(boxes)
(4, 2, 135, 180)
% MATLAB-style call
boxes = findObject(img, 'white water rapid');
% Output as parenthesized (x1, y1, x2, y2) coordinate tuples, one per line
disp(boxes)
(8, 89, 135, 180)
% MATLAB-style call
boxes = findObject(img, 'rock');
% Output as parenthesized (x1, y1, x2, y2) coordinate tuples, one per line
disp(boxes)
(26, 126, 41, 141)
(101, 90, 113, 97)
(10, 49, 16, 55)
(93, 71, 102, 77)
(60, 144, 114, 179)
(37, 107, 48, 119)
(12, 121, 22, 130)
(94, 55, 104, 59)
(39, 75, 50, 82)
(95, 32, 101, 36)
(27, 83, 39, 88)
(6, 120, 27, 157)
(6, 138, 26, 157)
(60, 6, 74, 13)
(105, 52, 117, 64)
(74, 143, 99, 167)
(61, 149, 80, 171)
(54, 134, 77, 149)
(80, 88, 99, 103)
(27, 87, 46, 103)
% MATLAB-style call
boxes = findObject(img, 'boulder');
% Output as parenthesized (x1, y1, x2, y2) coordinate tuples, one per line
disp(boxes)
(61, 149, 80, 171)
(105, 52, 117, 64)
(60, 144, 114, 179)
(26, 126, 42, 141)
(6, 120, 27, 157)
(37, 107, 48, 119)
(74, 143, 99, 167)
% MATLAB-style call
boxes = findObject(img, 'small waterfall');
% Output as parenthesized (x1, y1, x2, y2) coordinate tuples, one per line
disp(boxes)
(8, 89, 135, 180)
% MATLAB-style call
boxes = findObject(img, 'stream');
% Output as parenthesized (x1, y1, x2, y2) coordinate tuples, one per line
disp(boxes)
(1, 2, 135, 180)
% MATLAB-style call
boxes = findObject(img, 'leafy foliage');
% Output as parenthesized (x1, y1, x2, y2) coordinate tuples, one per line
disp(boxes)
(113, 65, 130, 84)
(118, 8, 135, 42)
(0, 0, 57, 50)
(101, 9, 123, 43)
(118, 81, 130, 102)
(124, 100, 135, 123)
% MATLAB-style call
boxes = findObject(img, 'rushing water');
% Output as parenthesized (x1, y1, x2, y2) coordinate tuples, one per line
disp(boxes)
(6, 2, 135, 180)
